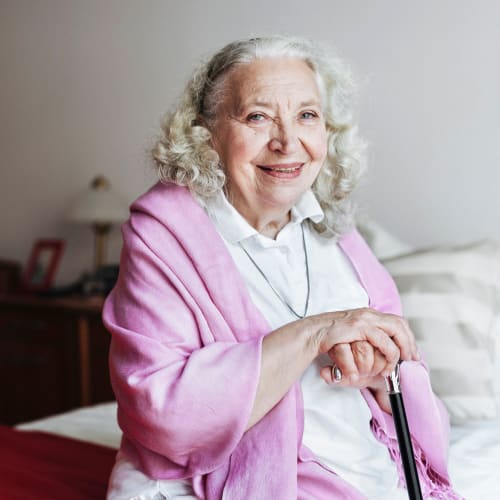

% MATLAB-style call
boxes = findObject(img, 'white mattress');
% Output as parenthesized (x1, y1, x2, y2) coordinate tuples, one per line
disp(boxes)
(18, 401, 500, 499)
(17, 402, 121, 449)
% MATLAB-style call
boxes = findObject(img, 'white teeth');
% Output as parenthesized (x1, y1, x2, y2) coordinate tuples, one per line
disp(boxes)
(270, 166, 300, 172)
(258, 164, 302, 173)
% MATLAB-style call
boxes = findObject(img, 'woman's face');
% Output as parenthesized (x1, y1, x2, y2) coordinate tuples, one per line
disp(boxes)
(209, 57, 328, 230)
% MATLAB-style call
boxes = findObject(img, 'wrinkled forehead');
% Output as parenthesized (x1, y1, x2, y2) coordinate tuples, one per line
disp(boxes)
(222, 58, 323, 114)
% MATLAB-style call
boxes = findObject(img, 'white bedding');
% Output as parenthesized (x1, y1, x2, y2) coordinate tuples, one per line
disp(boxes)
(18, 401, 500, 499)
(448, 415, 500, 499)
(17, 402, 121, 449)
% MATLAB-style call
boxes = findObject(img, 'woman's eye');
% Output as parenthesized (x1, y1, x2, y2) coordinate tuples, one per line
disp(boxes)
(247, 113, 266, 123)
(300, 111, 318, 120)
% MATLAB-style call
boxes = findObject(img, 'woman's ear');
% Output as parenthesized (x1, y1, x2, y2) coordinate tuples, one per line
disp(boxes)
(202, 120, 220, 152)
(191, 116, 201, 127)
(192, 114, 209, 128)
(192, 114, 217, 148)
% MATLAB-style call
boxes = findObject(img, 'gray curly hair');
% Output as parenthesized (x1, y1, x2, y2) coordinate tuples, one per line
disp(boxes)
(152, 35, 366, 238)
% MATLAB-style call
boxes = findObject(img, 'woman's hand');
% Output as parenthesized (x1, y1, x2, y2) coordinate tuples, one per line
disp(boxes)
(314, 308, 419, 413)
(319, 340, 397, 413)
(248, 308, 418, 428)
(320, 340, 390, 387)
(314, 308, 418, 379)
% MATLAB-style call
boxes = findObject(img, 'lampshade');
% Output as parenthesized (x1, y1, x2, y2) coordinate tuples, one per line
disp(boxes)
(67, 176, 129, 224)
(67, 176, 129, 270)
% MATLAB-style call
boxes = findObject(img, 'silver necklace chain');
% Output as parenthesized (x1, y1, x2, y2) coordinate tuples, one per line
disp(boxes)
(238, 222, 311, 319)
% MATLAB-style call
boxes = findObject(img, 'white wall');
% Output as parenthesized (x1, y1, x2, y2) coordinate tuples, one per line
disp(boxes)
(1, 0, 499, 284)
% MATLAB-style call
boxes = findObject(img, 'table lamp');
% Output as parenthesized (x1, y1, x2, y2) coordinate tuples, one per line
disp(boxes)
(67, 176, 129, 269)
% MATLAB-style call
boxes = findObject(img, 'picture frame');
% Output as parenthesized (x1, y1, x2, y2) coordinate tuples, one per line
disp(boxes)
(21, 239, 65, 292)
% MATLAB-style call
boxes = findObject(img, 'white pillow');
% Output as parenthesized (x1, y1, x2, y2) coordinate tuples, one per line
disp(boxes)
(356, 216, 413, 259)
(493, 313, 500, 403)
(382, 240, 500, 424)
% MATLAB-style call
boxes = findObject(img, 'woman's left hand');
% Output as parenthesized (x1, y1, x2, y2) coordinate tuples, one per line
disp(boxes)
(319, 340, 412, 412)
(320, 340, 388, 387)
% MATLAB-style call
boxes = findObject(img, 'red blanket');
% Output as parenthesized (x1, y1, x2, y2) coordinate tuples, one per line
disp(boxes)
(0, 425, 116, 499)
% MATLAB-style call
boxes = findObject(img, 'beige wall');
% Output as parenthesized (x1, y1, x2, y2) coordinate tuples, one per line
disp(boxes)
(1, 0, 499, 285)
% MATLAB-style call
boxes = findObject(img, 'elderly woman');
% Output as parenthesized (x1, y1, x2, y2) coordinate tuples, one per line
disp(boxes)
(104, 36, 461, 499)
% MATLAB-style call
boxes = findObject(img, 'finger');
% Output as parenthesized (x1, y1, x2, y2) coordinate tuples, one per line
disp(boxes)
(319, 364, 343, 384)
(331, 343, 359, 384)
(319, 309, 402, 367)
(359, 310, 415, 362)
(371, 348, 390, 377)
(359, 327, 400, 372)
(320, 364, 339, 384)
(388, 316, 416, 361)
(319, 362, 343, 384)
(370, 313, 414, 361)
(351, 341, 374, 377)
(394, 316, 420, 361)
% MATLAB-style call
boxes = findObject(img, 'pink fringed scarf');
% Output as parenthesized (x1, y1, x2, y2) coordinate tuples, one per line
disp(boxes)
(104, 182, 462, 499)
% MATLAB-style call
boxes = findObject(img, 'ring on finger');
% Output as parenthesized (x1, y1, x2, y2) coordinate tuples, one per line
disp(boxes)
(332, 364, 342, 383)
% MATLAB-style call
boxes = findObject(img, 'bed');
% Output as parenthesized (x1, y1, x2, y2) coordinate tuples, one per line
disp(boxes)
(1, 409, 117, 500)
(4, 221, 500, 500)
(7, 400, 500, 499)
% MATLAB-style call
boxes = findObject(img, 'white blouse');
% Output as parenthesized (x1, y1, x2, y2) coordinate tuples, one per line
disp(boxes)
(107, 191, 407, 500)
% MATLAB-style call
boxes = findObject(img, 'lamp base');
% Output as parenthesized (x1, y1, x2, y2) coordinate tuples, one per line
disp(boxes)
(93, 223, 111, 270)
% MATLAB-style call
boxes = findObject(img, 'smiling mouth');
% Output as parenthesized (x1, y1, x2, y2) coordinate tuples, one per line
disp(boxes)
(257, 163, 303, 173)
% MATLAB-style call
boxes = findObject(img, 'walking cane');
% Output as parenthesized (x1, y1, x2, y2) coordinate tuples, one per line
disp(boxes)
(385, 362, 423, 500)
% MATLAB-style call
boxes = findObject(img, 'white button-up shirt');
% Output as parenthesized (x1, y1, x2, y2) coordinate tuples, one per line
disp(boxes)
(208, 190, 405, 499)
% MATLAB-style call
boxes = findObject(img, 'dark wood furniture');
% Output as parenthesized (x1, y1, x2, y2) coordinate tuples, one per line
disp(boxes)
(0, 294, 114, 425)
(0, 260, 21, 294)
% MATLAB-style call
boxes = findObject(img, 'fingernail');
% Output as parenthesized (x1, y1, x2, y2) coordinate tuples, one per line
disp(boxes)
(332, 366, 342, 383)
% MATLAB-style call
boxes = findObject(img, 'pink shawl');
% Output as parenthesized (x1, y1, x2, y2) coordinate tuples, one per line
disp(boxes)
(103, 182, 461, 499)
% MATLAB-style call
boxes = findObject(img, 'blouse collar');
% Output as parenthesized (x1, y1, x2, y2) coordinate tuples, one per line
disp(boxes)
(205, 190, 324, 245)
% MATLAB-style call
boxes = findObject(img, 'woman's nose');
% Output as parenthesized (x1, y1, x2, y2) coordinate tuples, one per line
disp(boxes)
(268, 119, 299, 154)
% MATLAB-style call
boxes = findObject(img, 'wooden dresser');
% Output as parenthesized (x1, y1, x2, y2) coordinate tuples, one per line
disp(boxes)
(0, 294, 114, 425)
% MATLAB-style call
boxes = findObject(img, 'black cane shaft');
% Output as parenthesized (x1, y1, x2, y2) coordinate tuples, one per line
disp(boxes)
(389, 392, 423, 500)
